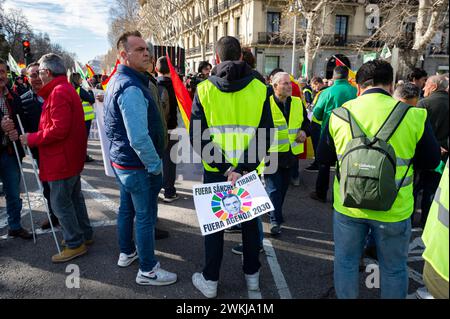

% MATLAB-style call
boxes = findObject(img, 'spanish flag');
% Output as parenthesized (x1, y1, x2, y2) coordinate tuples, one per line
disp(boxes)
(334, 56, 357, 87)
(86, 64, 95, 78)
(102, 59, 120, 90)
(166, 54, 192, 131)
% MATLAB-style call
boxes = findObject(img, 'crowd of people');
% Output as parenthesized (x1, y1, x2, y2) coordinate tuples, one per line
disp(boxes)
(0, 31, 448, 299)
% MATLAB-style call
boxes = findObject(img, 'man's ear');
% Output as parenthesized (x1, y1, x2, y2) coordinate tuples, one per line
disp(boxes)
(119, 50, 127, 62)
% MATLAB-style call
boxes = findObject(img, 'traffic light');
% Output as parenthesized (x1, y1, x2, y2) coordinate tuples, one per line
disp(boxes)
(22, 40, 32, 65)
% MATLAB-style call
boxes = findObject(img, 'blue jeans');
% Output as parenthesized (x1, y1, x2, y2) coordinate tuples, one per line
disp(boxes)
(333, 210, 411, 299)
(49, 175, 93, 249)
(0, 151, 22, 230)
(264, 167, 291, 225)
(114, 167, 162, 272)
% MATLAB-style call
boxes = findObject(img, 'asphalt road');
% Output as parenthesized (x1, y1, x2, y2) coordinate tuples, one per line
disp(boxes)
(0, 133, 426, 299)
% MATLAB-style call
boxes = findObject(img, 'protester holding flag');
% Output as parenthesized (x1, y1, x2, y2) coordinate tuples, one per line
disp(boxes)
(156, 56, 179, 203)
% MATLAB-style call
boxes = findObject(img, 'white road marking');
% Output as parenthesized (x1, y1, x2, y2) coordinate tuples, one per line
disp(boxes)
(263, 239, 292, 299)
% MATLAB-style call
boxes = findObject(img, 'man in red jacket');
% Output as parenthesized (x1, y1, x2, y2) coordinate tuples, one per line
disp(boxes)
(20, 53, 93, 263)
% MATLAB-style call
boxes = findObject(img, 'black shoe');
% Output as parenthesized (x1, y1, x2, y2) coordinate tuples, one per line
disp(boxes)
(85, 155, 94, 163)
(310, 191, 326, 203)
(304, 164, 319, 172)
(8, 228, 33, 240)
(270, 224, 281, 236)
(41, 216, 59, 230)
(155, 227, 169, 240)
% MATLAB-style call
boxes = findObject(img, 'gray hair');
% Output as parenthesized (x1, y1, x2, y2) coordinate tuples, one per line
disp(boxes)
(38, 53, 66, 76)
(428, 75, 449, 91)
(272, 72, 290, 85)
(394, 82, 420, 100)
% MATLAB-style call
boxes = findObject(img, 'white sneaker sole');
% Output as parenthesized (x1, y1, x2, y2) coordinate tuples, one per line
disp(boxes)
(136, 276, 177, 286)
(117, 254, 138, 267)
(192, 274, 217, 298)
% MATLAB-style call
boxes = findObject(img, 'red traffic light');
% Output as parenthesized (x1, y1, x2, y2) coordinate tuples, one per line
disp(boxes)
(22, 40, 30, 47)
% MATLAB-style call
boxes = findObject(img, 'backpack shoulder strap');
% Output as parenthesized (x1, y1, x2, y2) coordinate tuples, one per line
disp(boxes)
(375, 101, 411, 142)
(332, 107, 366, 139)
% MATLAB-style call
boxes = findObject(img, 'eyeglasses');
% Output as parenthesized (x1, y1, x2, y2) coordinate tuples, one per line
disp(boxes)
(38, 68, 48, 73)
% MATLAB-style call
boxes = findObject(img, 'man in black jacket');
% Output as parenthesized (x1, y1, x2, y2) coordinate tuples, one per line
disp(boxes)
(0, 58, 32, 239)
(189, 36, 274, 298)
(156, 57, 179, 203)
(21, 62, 58, 229)
(414, 75, 449, 227)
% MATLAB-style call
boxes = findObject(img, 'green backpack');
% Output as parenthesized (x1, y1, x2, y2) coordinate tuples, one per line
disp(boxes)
(332, 102, 412, 211)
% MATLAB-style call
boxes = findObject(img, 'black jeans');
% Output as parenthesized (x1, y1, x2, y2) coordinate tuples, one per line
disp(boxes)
(315, 164, 332, 198)
(413, 169, 441, 226)
(310, 122, 322, 165)
(162, 134, 178, 197)
(202, 171, 261, 281)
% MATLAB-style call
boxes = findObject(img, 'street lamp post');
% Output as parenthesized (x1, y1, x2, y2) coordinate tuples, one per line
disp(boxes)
(290, 1, 301, 77)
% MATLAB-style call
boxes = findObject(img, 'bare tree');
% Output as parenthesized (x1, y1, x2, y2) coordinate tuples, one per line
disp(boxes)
(352, 0, 449, 71)
(139, 0, 212, 61)
(108, 0, 141, 47)
(0, 9, 32, 62)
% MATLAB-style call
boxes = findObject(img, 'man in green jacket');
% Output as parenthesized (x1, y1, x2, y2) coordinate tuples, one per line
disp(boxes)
(310, 66, 357, 202)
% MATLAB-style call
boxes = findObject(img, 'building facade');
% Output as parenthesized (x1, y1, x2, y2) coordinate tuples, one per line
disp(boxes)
(140, 0, 449, 79)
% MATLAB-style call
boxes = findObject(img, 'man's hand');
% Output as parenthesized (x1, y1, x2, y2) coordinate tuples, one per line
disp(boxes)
(295, 130, 307, 143)
(441, 147, 448, 155)
(227, 172, 242, 187)
(1, 116, 15, 133)
(96, 94, 104, 103)
(19, 133, 28, 146)
(7, 129, 19, 142)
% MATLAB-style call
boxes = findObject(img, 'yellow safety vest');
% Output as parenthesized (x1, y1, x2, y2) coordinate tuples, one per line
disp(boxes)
(311, 89, 324, 125)
(196, 78, 267, 172)
(267, 95, 305, 155)
(329, 93, 427, 223)
(76, 87, 95, 121)
(422, 160, 449, 282)
(257, 96, 305, 174)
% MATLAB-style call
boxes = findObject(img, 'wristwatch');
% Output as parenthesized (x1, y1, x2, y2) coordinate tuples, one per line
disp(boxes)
(223, 166, 235, 177)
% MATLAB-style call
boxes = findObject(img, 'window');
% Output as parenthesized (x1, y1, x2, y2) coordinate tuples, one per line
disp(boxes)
(264, 56, 279, 75)
(214, 26, 218, 42)
(236, 17, 240, 36)
(267, 12, 281, 33)
(224, 22, 228, 36)
(335, 15, 348, 45)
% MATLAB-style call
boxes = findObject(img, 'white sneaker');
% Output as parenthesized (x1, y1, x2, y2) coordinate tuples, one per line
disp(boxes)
(117, 251, 138, 267)
(245, 271, 260, 291)
(192, 272, 218, 298)
(136, 262, 177, 286)
(416, 286, 434, 299)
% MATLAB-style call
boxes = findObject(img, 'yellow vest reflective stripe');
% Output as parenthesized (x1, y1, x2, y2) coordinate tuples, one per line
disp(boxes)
(76, 87, 95, 121)
(197, 78, 267, 172)
(422, 160, 449, 282)
(329, 93, 427, 223)
(303, 88, 313, 96)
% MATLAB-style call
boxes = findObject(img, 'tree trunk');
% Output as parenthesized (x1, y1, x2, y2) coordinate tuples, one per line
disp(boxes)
(303, 16, 315, 79)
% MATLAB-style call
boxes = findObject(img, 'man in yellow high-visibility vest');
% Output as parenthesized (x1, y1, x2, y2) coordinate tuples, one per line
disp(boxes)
(189, 36, 274, 298)
(316, 59, 440, 299)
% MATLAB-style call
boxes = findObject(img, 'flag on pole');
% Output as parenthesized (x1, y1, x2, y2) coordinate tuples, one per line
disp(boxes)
(166, 54, 192, 130)
(102, 59, 120, 90)
(74, 60, 87, 80)
(334, 56, 357, 87)
(380, 44, 392, 59)
(86, 64, 95, 78)
(8, 53, 22, 76)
